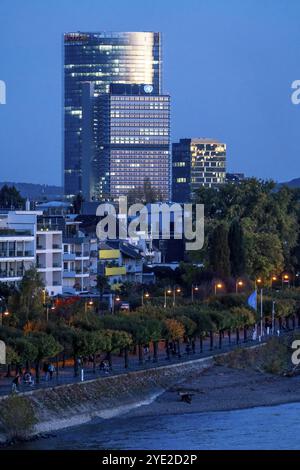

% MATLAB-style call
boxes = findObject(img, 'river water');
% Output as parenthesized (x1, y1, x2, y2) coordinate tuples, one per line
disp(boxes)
(13, 402, 300, 450)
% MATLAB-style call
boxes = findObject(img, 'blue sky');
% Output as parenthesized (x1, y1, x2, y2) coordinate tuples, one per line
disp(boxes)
(0, 0, 299, 185)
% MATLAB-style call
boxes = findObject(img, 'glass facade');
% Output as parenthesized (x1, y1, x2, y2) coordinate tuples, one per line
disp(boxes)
(64, 32, 161, 198)
(90, 84, 170, 201)
(172, 138, 226, 202)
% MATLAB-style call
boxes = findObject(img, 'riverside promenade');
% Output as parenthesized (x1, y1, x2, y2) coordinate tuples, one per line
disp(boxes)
(0, 328, 276, 397)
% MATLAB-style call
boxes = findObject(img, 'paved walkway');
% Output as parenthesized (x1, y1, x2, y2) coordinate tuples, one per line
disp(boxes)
(0, 329, 289, 397)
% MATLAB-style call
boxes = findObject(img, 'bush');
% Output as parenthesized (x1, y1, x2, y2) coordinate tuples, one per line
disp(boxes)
(0, 395, 37, 440)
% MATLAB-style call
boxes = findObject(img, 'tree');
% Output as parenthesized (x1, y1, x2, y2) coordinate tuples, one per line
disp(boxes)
(96, 275, 110, 298)
(29, 332, 62, 383)
(163, 318, 185, 358)
(209, 223, 231, 278)
(127, 177, 163, 205)
(10, 267, 45, 328)
(0, 185, 25, 210)
(228, 219, 245, 277)
(13, 337, 38, 372)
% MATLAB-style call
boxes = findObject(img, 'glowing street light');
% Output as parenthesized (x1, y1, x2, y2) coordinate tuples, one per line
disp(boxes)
(191, 285, 199, 302)
(236, 280, 244, 293)
(282, 273, 290, 288)
(142, 291, 150, 306)
(173, 287, 181, 307)
(271, 275, 277, 289)
(164, 287, 172, 308)
(214, 282, 223, 295)
(0, 309, 9, 326)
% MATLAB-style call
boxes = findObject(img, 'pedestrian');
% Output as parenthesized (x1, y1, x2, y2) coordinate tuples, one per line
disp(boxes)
(11, 374, 20, 393)
(43, 362, 49, 381)
(24, 371, 34, 387)
(48, 363, 55, 380)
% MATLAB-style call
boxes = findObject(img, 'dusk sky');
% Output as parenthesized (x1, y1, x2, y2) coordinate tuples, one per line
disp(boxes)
(0, 0, 299, 185)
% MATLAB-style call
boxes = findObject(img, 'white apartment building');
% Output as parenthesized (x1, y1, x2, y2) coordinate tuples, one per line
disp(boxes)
(36, 228, 63, 296)
(0, 211, 63, 296)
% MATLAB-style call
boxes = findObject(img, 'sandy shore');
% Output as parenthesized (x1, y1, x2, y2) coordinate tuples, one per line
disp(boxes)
(125, 364, 300, 418)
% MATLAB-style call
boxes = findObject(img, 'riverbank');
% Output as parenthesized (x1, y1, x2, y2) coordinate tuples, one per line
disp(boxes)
(0, 356, 214, 443)
(125, 363, 300, 419)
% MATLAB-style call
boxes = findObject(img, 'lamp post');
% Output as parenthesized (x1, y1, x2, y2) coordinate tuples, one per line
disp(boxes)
(191, 285, 199, 302)
(272, 300, 276, 335)
(235, 280, 244, 294)
(164, 288, 172, 308)
(84, 299, 94, 315)
(271, 276, 277, 289)
(173, 287, 181, 307)
(259, 288, 263, 341)
(0, 309, 9, 326)
(112, 295, 120, 314)
(214, 282, 223, 296)
(142, 291, 150, 307)
(282, 274, 290, 288)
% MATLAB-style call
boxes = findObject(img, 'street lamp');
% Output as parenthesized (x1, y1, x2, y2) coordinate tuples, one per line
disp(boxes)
(0, 309, 9, 326)
(112, 295, 120, 314)
(214, 282, 223, 295)
(173, 287, 181, 307)
(271, 276, 277, 289)
(282, 274, 290, 288)
(142, 291, 150, 306)
(164, 287, 172, 308)
(191, 285, 199, 302)
(84, 299, 94, 315)
(235, 280, 244, 293)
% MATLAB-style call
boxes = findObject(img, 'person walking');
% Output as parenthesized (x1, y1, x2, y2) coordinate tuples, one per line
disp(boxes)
(11, 374, 20, 393)
(43, 362, 49, 381)
(48, 363, 55, 380)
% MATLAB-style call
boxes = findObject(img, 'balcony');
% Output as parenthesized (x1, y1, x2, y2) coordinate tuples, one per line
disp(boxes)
(63, 270, 76, 278)
(63, 252, 76, 261)
(52, 244, 61, 250)
(105, 266, 126, 276)
(0, 251, 34, 259)
(0, 270, 24, 279)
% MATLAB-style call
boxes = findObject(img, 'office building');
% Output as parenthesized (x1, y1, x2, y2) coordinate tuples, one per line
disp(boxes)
(83, 83, 170, 201)
(172, 138, 226, 202)
(64, 31, 161, 199)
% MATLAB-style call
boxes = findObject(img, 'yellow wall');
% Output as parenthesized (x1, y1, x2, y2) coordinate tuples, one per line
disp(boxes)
(99, 249, 120, 260)
(105, 266, 126, 276)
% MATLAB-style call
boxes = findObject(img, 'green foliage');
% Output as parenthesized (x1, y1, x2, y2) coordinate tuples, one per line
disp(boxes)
(195, 178, 300, 278)
(29, 332, 62, 360)
(0, 395, 37, 440)
(13, 338, 38, 364)
(209, 223, 231, 278)
(228, 219, 245, 277)
(9, 267, 45, 328)
(163, 318, 185, 341)
(0, 185, 25, 210)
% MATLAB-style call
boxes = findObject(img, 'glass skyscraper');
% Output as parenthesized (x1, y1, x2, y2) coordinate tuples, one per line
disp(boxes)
(88, 84, 170, 201)
(64, 32, 162, 199)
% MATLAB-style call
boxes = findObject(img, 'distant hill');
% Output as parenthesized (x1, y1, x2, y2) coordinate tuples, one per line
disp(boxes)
(279, 178, 300, 189)
(0, 182, 63, 201)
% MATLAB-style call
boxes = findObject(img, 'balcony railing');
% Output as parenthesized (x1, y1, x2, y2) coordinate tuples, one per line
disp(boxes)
(0, 270, 24, 278)
(52, 244, 61, 249)
(0, 251, 34, 258)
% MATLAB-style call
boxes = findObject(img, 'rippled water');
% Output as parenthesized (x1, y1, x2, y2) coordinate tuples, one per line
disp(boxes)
(13, 402, 300, 450)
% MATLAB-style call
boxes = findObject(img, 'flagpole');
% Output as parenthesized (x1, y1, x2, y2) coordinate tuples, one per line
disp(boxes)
(260, 288, 263, 341)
